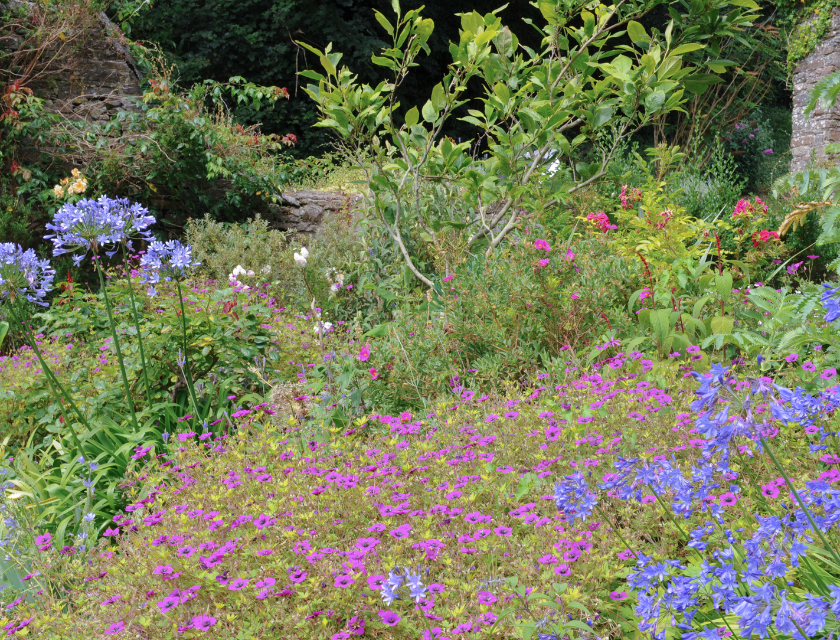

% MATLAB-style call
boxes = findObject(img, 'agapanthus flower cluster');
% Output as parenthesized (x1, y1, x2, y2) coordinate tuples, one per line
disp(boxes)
(0, 243, 55, 306)
(139, 240, 198, 297)
(45, 196, 155, 264)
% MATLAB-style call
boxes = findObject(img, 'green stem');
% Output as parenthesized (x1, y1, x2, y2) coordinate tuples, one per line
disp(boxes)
(122, 245, 153, 407)
(175, 279, 201, 423)
(9, 301, 88, 453)
(760, 435, 840, 567)
(96, 258, 139, 431)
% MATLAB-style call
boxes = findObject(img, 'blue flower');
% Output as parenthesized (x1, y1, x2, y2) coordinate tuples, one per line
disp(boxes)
(45, 196, 155, 260)
(0, 243, 55, 306)
(139, 240, 198, 295)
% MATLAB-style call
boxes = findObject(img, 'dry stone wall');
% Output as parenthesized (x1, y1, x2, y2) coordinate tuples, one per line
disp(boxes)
(30, 12, 143, 123)
(791, 9, 840, 172)
(266, 191, 364, 233)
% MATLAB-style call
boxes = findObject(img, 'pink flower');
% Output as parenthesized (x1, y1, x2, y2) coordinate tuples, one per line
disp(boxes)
(564, 249, 575, 260)
(378, 611, 401, 627)
(534, 239, 551, 251)
(539, 258, 550, 267)
(357, 344, 371, 362)
(369, 367, 379, 380)
(571, 292, 579, 300)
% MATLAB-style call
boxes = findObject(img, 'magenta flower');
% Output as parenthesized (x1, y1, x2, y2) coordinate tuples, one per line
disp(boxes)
(803, 361, 817, 372)
(256, 577, 276, 589)
(538, 258, 550, 267)
(554, 564, 571, 576)
(718, 492, 738, 507)
(822, 368, 837, 379)
(477, 590, 497, 605)
(534, 238, 551, 251)
(335, 575, 355, 589)
(104, 621, 125, 635)
(389, 524, 412, 538)
(228, 578, 249, 591)
(157, 596, 180, 613)
(493, 526, 512, 537)
(761, 485, 780, 499)
(378, 611, 401, 627)
(357, 344, 371, 361)
(786, 353, 799, 363)
(610, 591, 629, 600)
(191, 614, 217, 631)
(368, 574, 386, 590)
(538, 554, 559, 565)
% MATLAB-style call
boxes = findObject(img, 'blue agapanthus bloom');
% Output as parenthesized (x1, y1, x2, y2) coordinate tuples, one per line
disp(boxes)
(139, 240, 198, 297)
(821, 283, 840, 323)
(553, 472, 598, 523)
(44, 196, 155, 264)
(0, 243, 55, 306)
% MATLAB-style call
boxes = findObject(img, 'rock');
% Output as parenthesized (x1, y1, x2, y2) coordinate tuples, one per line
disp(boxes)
(265, 190, 364, 233)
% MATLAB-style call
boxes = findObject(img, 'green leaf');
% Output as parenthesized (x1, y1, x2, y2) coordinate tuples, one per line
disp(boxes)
(710, 315, 734, 335)
(671, 43, 704, 56)
(431, 83, 446, 111)
(0, 321, 7, 349)
(715, 271, 733, 302)
(627, 21, 649, 45)
(364, 323, 390, 338)
(405, 106, 419, 128)
(650, 309, 671, 347)
(421, 99, 437, 123)
(374, 10, 394, 36)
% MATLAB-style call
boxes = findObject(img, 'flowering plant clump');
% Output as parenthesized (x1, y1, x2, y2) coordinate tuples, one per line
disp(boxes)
(731, 196, 768, 219)
(51, 168, 88, 198)
(10, 358, 717, 639)
(750, 228, 779, 247)
(585, 211, 617, 233)
(619, 185, 642, 210)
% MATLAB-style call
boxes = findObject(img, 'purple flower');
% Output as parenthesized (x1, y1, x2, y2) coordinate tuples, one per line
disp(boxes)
(368, 574, 386, 590)
(610, 591, 629, 600)
(803, 361, 817, 372)
(389, 524, 412, 538)
(477, 590, 497, 605)
(228, 578, 249, 591)
(104, 621, 125, 635)
(822, 368, 837, 379)
(255, 578, 276, 589)
(157, 596, 180, 613)
(191, 614, 217, 631)
(377, 610, 401, 627)
(335, 575, 356, 589)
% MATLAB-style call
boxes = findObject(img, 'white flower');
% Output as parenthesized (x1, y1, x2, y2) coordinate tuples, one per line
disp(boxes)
(246, 269, 255, 277)
(260, 265, 272, 275)
(331, 283, 342, 292)
(294, 252, 307, 266)
(314, 321, 333, 334)
(231, 265, 246, 277)
(300, 247, 309, 259)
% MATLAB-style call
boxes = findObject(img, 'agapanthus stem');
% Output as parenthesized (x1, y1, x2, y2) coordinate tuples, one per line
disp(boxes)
(95, 259, 139, 431)
(122, 244, 153, 407)
(8, 301, 88, 453)
(760, 435, 840, 567)
(175, 280, 201, 423)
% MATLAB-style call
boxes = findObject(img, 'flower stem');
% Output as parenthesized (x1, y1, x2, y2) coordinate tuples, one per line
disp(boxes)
(9, 301, 88, 453)
(95, 258, 139, 431)
(121, 244, 153, 407)
(175, 279, 201, 423)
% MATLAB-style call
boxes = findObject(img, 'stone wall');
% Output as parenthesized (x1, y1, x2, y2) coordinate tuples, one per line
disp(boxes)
(265, 190, 364, 233)
(791, 9, 840, 172)
(28, 12, 143, 123)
